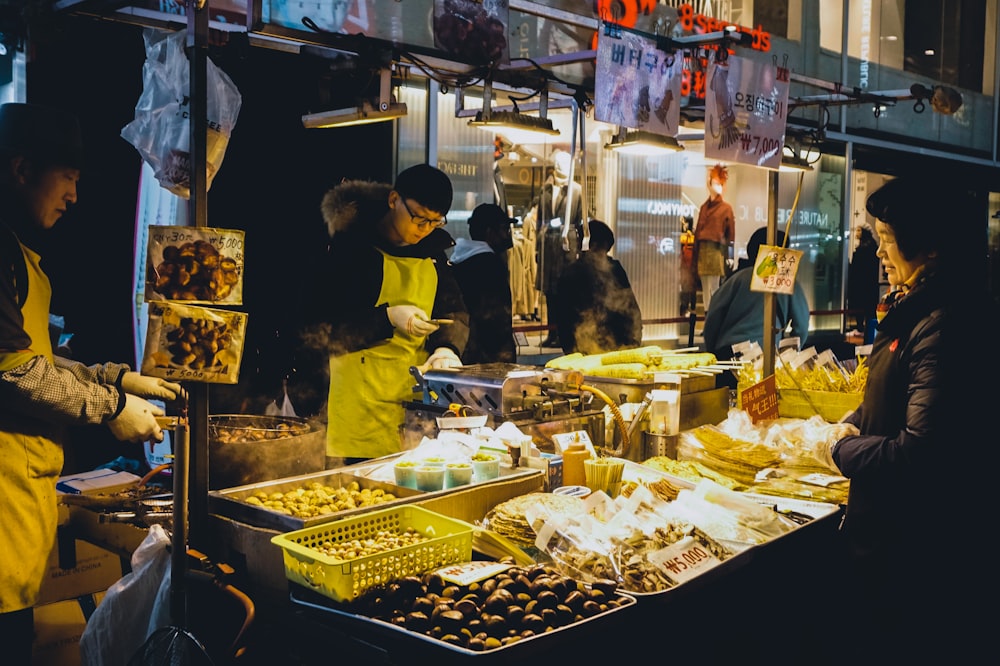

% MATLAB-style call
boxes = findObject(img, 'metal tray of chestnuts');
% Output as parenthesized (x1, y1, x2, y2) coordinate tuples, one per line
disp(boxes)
(288, 560, 639, 662)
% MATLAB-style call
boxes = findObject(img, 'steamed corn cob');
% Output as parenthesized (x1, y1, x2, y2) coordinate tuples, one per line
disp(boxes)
(598, 346, 664, 366)
(579, 362, 651, 379)
(653, 352, 717, 370)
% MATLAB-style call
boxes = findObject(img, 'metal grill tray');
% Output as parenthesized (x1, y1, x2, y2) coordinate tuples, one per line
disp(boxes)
(288, 581, 638, 663)
(208, 470, 424, 532)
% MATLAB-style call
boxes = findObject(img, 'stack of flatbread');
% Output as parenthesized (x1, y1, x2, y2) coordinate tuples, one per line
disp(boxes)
(483, 492, 584, 548)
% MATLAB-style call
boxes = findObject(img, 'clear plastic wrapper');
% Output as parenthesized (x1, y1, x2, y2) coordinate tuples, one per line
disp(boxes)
(141, 301, 247, 384)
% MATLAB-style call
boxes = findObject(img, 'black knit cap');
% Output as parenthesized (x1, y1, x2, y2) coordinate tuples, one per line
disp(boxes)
(394, 164, 453, 215)
(0, 102, 84, 169)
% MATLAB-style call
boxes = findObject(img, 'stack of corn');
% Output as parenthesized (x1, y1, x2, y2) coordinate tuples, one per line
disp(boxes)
(546, 346, 717, 379)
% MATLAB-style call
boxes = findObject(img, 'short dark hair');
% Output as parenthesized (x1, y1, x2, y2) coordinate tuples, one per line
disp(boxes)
(394, 164, 453, 215)
(747, 226, 785, 264)
(468, 203, 512, 239)
(588, 219, 615, 251)
(0, 102, 84, 169)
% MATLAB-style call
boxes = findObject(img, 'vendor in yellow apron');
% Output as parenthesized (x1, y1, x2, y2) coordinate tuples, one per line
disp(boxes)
(326, 249, 437, 460)
(0, 241, 63, 612)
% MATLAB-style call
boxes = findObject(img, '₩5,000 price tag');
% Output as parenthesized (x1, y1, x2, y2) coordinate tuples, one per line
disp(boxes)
(647, 536, 724, 585)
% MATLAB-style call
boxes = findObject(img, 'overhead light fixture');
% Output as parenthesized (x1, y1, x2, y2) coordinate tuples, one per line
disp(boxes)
(468, 81, 561, 145)
(302, 66, 407, 129)
(303, 101, 408, 128)
(779, 153, 814, 172)
(604, 128, 684, 155)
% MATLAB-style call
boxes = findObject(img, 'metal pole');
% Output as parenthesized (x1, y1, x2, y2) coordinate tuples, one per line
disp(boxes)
(763, 171, 778, 378)
(186, 0, 210, 551)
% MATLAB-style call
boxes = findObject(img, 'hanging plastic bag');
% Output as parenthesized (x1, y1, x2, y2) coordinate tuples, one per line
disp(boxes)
(80, 525, 172, 666)
(121, 28, 242, 199)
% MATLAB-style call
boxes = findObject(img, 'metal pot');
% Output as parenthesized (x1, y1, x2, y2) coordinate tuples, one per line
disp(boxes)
(208, 414, 326, 490)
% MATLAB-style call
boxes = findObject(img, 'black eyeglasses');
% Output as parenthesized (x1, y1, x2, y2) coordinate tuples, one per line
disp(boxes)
(399, 197, 447, 229)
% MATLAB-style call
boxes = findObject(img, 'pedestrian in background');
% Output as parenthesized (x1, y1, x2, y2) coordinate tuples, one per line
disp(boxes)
(847, 222, 880, 334)
(555, 220, 642, 354)
(702, 226, 810, 389)
(450, 203, 516, 364)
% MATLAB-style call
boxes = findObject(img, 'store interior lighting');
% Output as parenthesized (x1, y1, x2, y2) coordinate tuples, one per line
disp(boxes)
(302, 67, 407, 128)
(604, 128, 684, 155)
(468, 80, 561, 144)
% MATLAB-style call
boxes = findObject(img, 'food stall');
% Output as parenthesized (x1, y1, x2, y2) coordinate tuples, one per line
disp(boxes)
(35, 4, 853, 664)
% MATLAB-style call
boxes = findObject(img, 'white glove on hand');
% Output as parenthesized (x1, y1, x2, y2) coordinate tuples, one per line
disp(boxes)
(387, 305, 439, 337)
(425, 347, 462, 370)
(121, 371, 185, 401)
(819, 439, 842, 475)
(108, 394, 165, 444)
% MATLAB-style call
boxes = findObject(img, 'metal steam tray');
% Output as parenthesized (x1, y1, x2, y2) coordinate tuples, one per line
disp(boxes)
(208, 470, 423, 533)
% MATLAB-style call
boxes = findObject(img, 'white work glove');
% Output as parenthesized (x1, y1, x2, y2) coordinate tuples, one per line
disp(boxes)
(120, 371, 185, 401)
(425, 347, 462, 371)
(387, 305, 439, 337)
(107, 394, 165, 444)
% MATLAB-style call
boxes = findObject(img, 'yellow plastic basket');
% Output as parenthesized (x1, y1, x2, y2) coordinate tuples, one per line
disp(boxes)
(271, 504, 474, 603)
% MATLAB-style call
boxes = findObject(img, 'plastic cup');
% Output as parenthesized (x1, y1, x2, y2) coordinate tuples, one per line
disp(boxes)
(415, 466, 445, 492)
(471, 455, 500, 482)
(445, 463, 473, 488)
(393, 462, 418, 489)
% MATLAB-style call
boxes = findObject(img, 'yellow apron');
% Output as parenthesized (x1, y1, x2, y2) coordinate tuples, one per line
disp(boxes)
(326, 251, 436, 459)
(0, 242, 63, 612)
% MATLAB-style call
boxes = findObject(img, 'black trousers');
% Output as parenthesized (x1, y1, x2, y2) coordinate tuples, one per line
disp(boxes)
(0, 607, 33, 666)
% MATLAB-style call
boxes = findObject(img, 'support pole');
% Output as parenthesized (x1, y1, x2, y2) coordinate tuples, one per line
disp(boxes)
(763, 171, 778, 379)
(185, 0, 210, 551)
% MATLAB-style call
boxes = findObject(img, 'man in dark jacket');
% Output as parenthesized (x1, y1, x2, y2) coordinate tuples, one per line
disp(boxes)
(295, 164, 469, 465)
(554, 220, 642, 354)
(702, 226, 811, 388)
(450, 203, 516, 364)
(827, 175, 998, 663)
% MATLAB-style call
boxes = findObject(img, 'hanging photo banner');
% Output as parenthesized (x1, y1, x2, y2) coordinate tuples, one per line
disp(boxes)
(594, 25, 682, 135)
(705, 53, 790, 169)
(750, 244, 803, 295)
(433, 0, 510, 65)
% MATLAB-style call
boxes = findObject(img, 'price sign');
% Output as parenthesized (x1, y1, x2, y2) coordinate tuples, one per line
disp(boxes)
(647, 536, 723, 585)
(436, 561, 512, 586)
(739, 374, 779, 423)
(705, 52, 790, 169)
(749, 244, 803, 295)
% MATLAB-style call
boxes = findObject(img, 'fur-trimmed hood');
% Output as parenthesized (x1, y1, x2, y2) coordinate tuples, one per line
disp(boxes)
(321, 179, 391, 237)
(320, 178, 455, 255)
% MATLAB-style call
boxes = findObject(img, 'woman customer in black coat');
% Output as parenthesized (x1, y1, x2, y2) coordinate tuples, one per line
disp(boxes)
(825, 175, 999, 663)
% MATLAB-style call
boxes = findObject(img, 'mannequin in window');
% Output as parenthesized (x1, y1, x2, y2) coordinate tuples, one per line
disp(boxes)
(529, 150, 583, 348)
(693, 163, 735, 312)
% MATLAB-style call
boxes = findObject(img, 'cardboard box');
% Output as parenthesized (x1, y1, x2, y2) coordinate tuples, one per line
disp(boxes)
(31, 593, 103, 666)
(35, 537, 124, 607)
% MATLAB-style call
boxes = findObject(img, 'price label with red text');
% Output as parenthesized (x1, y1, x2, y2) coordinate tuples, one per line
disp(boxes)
(647, 536, 723, 585)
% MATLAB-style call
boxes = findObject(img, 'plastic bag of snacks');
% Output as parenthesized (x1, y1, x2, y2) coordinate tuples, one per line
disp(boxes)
(145, 225, 244, 305)
(141, 301, 247, 384)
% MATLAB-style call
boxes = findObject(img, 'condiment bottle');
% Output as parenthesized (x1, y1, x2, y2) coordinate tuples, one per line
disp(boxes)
(562, 443, 590, 487)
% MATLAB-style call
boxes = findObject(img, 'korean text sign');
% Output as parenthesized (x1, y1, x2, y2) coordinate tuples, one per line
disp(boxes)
(594, 26, 682, 135)
(750, 244, 803, 295)
(704, 53, 789, 169)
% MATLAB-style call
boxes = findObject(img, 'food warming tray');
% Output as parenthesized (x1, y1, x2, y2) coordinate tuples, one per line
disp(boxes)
(208, 470, 423, 532)
(288, 582, 638, 663)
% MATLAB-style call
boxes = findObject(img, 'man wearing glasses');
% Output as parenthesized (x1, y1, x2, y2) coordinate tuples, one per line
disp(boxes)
(294, 164, 469, 468)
